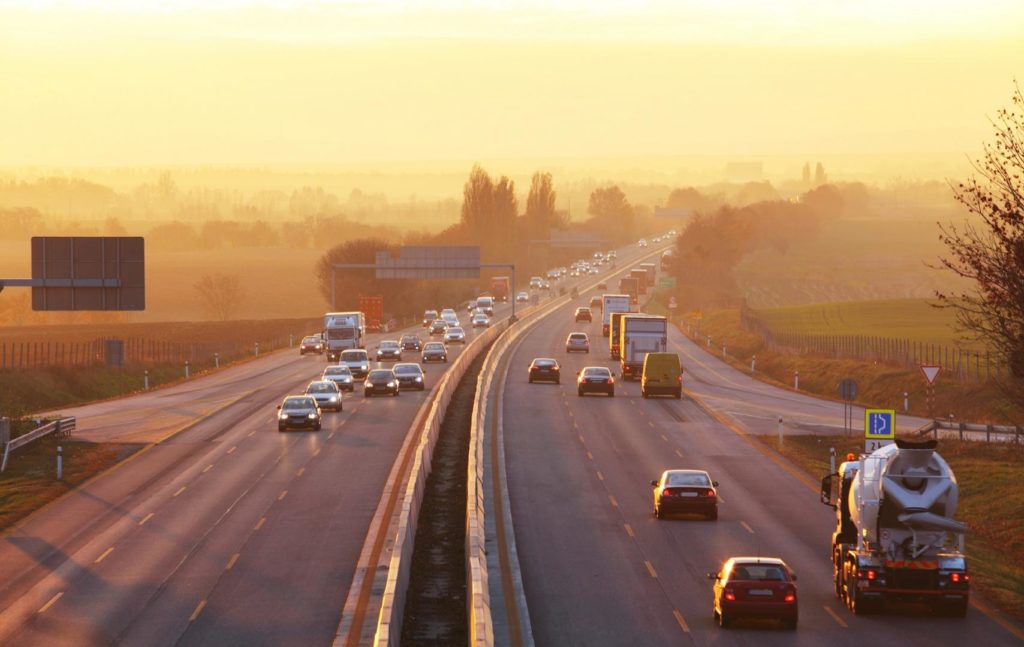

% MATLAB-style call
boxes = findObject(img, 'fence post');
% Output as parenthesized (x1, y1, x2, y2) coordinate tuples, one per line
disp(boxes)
(144, 370, 149, 390)
(255, 342, 260, 357)
(794, 370, 799, 390)
(903, 391, 908, 413)
(185, 361, 190, 379)
(750, 355, 756, 373)
(215, 352, 220, 369)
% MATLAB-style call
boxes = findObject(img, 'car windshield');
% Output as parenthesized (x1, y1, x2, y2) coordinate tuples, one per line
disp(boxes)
(425, 343, 444, 351)
(341, 351, 367, 362)
(380, 342, 399, 349)
(402, 336, 418, 342)
(283, 398, 315, 409)
(394, 365, 421, 375)
(582, 368, 609, 377)
(730, 564, 788, 582)
(306, 382, 337, 394)
(324, 367, 351, 376)
(667, 472, 710, 487)
(424, 311, 437, 318)
(327, 329, 355, 340)
(303, 337, 319, 343)
(368, 370, 393, 380)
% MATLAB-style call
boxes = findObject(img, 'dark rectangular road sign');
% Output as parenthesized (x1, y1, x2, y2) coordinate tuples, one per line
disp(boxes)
(375, 246, 480, 279)
(31, 236, 145, 311)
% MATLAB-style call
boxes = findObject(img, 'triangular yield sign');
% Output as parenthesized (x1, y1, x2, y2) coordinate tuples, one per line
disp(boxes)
(921, 365, 941, 385)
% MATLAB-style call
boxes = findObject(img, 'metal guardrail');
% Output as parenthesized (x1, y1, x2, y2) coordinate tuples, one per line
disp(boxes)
(0, 416, 76, 472)
(915, 419, 1023, 443)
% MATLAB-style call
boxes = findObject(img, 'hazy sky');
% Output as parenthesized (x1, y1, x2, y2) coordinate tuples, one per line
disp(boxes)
(1, 0, 1022, 166)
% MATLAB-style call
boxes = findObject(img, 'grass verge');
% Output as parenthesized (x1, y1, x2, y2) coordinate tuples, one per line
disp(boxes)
(0, 435, 145, 532)
(754, 433, 1024, 622)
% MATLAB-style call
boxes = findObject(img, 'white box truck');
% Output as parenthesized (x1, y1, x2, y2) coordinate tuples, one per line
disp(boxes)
(601, 294, 631, 337)
(619, 314, 667, 380)
(323, 311, 366, 361)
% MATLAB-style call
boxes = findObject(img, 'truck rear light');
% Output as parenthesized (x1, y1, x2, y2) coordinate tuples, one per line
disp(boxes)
(858, 569, 877, 581)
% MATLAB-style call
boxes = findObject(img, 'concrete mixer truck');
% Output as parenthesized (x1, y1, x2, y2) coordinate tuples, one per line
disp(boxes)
(819, 438, 970, 616)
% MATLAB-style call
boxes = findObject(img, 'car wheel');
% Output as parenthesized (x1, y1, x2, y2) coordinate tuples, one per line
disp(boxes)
(609, 389, 615, 397)
(708, 508, 718, 521)
(555, 378, 560, 384)
(641, 389, 648, 399)
(675, 389, 682, 399)
(315, 423, 321, 431)
(364, 392, 370, 398)
(278, 425, 285, 432)
(393, 390, 399, 397)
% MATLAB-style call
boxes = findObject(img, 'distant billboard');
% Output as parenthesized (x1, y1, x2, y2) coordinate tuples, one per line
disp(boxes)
(31, 236, 145, 311)
(375, 246, 480, 279)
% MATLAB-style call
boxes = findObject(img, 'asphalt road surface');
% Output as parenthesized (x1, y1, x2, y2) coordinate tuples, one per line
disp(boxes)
(501, 289, 1024, 646)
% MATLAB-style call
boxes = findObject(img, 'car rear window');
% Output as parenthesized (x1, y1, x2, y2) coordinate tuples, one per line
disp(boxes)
(730, 564, 789, 582)
(667, 473, 710, 486)
(569, 333, 588, 340)
(307, 382, 337, 393)
(341, 350, 367, 361)
(582, 368, 609, 377)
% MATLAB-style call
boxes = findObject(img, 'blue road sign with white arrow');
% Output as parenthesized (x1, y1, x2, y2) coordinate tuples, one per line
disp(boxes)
(864, 409, 896, 452)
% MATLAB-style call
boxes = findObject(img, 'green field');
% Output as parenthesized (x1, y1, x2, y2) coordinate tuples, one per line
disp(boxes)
(749, 298, 979, 349)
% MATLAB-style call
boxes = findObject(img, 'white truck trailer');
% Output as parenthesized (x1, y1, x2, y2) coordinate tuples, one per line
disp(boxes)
(618, 314, 667, 380)
(323, 311, 366, 361)
(601, 294, 631, 337)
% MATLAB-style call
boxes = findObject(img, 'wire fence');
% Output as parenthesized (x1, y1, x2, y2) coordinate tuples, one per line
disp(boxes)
(739, 303, 1004, 383)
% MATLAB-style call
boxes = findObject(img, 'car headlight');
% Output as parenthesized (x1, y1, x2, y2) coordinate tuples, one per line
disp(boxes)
(415, 376, 422, 382)
(387, 381, 397, 388)
(307, 412, 317, 419)
(329, 396, 338, 401)
(279, 412, 289, 419)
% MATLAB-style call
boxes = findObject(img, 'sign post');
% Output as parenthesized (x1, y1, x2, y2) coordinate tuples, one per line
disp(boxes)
(864, 409, 896, 453)
(921, 365, 941, 418)
(838, 378, 858, 435)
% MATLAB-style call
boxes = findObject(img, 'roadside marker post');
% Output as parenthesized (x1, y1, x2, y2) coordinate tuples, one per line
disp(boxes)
(144, 370, 149, 390)
(750, 355, 756, 373)
(255, 342, 260, 357)
(777, 416, 784, 445)
(794, 370, 799, 390)
(57, 446, 63, 480)
(903, 391, 908, 413)
(185, 360, 190, 379)
(215, 353, 220, 369)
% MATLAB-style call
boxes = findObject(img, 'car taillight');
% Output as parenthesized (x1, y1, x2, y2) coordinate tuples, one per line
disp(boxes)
(678, 374, 683, 382)
(783, 590, 796, 603)
(607, 378, 614, 384)
(723, 588, 736, 602)
(950, 572, 969, 583)
(857, 569, 877, 581)
(702, 489, 715, 497)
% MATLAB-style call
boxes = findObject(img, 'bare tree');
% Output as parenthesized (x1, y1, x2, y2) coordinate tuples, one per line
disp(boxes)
(937, 83, 1024, 387)
(194, 273, 246, 321)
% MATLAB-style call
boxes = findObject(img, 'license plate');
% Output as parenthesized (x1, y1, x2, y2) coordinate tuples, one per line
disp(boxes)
(748, 589, 773, 596)
(678, 492, 698, 497)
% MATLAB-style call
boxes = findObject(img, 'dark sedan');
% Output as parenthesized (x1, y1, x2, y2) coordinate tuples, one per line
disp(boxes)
(376, 340, 402, 361)
(576, 366, 614, 396)
(422, 341, 448, 363)
(401, 335, 423, 351)
(528, 358, 561, 384)
(708, 557, 798, 630)
(393, 362, 426, 391)
(277, 396, 321, 432)
(299, 335, 324, 355)
(364, 369, 399, 397)
(651, 469, 718, 520)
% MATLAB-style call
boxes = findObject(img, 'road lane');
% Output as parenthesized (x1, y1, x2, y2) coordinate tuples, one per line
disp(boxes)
(501, 286, 1023, 646)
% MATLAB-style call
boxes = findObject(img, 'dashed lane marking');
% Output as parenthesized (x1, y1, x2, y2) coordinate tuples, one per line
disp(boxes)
(313, 448, 321, 457)
(38, 592, 63, 614)
(586, 452, 594, 461)
(202, 464, 213, 473)
(741, 521, 755, 534)
(247, 430, 256, 437)
(227, 446, 237, 454)
(173, 486, 187, 497)
(189, 600, 207, 622)
(824, 605, 848, 628)
(254, 517, 266, 530)
(673, 609, 690, 633)
(578, 434, 585, 444)
(138, 512, 154, 526)
(278, 490, 288, 501)
(328, 432, 335, 439)
(225, 553, 240, 571)
(644, 561, 658, 578)
(624, 523, 635, 537)
(94, 547, 114, 564)
(608, 495, 618, 507)
(674, 449, 683, 458)
(648, 421, 655, 428)
(297, 467, 305, 477)
(660, 434, 669, 442)
(597, 471, 604, 481)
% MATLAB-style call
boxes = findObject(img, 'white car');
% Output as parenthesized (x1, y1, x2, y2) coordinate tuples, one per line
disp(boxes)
(444, 327, 467, 344)
(472, 313, 490, 328)
(565, 332, 590, 353)
(516, 291, 529, 303)
(322, 365, 355, 392)
(305, 380, 343, 412)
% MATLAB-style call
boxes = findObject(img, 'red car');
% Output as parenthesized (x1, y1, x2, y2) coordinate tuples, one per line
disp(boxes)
(651, 469, 718, 520)
(528, 358, 561, 384)
(708, 557, 798, 630)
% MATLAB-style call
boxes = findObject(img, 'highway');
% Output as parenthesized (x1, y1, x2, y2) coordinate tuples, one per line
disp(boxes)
(0, 244, 650, 646)
(498, 277, 1024, 645)
(0, 312, 490, 646)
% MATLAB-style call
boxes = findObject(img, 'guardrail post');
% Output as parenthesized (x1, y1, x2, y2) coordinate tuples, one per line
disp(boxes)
(0, 417, 9, 446)
(794, 370, 799, 390)
(254, 342, 260, 357)
(722, 344, 727, 358)
(289, 334, 294, 348)
(144, 370, 149, 390)
(986, 424, 993, 442)
(57, 445, 63, 480)
(959, 422, 965, 441)
(185, 360, 190, 379)
(750, 355, 756, 372)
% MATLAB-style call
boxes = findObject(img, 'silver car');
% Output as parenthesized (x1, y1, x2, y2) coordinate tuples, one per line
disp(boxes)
(565, 332, 590, 353)
(393, 362, 426, 391)
(322, 365, 355, 392)
(305, 380, 343, 412)
(340, 349, 370, 378)
(444, 326, 467, 344)
(471, 313, 490, 328)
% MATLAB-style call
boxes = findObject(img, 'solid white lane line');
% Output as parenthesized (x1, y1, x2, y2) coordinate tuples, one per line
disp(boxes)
(225, 553, 240, 571)
(38, 592, 63, 613)
(138, 512, 154, 526)
(740, 521, 755, 534)
(189, 600, 206, 622)
(173, 486, 187, 497)
(824, 605, 848, 628)
(673, 609, 691, 633)
(94, 547, 114, 564)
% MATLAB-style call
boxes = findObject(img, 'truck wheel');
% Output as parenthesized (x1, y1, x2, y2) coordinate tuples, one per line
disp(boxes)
(848, 589, 875, 615)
